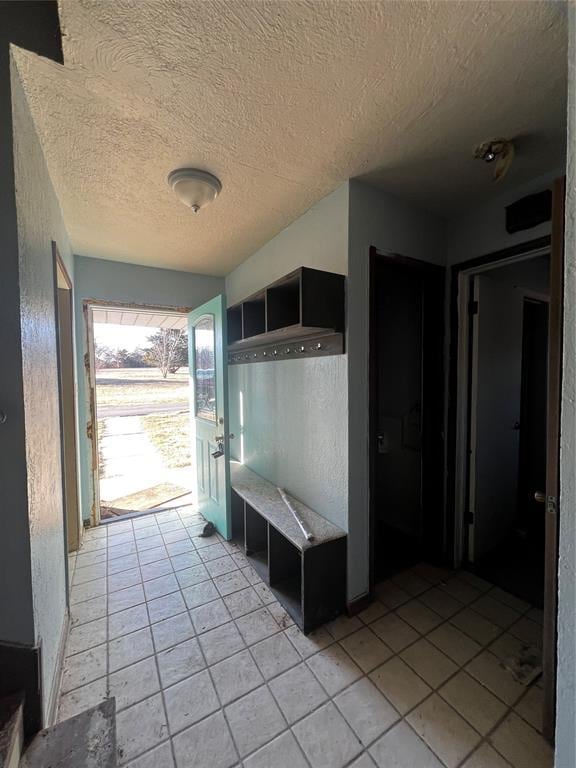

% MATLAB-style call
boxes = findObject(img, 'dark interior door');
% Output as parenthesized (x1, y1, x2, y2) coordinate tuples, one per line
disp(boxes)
(542, 177, 565, 742)
(370, 253, 445, 582)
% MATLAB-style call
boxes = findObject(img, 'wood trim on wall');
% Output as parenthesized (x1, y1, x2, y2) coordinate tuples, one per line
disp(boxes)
(83, 302, 101, 527)
(53, 245, 82, 555)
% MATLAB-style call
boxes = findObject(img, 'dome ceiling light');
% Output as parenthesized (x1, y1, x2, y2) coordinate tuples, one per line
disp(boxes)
(167, 168, 222, 213)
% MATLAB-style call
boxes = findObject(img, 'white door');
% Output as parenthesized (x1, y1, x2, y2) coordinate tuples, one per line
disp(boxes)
(468, 274, 523, 561)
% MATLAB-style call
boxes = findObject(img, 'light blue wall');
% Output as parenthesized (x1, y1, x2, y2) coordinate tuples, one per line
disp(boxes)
(229, 358, 348, 531)
(226, 185, 351, 583)
(347, 179, 446, 601)
(74, 255, 224, 522)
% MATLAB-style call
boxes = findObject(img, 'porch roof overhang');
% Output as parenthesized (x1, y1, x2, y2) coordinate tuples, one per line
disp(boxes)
(91, 307, 187, 331)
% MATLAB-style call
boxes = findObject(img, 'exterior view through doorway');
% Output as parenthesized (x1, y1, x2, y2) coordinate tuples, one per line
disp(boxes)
(85, 302, 194, 523)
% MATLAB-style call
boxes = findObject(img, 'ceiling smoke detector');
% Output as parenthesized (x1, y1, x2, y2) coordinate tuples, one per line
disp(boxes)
(168, 168, 222, 213)
(473, 138, 515, 182)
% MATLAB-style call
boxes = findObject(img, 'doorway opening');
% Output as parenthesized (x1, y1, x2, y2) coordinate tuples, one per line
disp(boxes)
(458, 249, 550, 607)
(449, 180, 565, 742)
(87, 303, 194, 522)
(369, 250, 445, 584)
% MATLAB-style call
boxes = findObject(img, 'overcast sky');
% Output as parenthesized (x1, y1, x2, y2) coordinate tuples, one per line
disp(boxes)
(94, 323, 157, 351)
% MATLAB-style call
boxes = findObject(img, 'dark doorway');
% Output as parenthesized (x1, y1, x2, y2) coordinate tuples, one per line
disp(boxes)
(369, 250, 445, 585)
(470, 284, 549, 608)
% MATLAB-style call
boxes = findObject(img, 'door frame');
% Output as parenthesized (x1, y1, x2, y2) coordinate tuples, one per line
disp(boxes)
(83, 299, 192, 526)
(52, 244, 80, 584)
(542, 177, 565, 741)
(447, 201, 563, 743)
(368, 246, 445, 593)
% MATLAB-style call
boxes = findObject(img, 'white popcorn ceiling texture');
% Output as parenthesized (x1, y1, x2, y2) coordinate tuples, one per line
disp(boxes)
(12, 0, 567, 274)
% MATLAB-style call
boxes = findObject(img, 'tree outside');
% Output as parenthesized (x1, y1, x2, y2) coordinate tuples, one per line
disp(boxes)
(95, 328, 188, 377)
(144, 329, 188, 378)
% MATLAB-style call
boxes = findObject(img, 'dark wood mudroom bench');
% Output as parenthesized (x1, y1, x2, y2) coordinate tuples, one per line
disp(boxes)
(230, 461, 347, 634)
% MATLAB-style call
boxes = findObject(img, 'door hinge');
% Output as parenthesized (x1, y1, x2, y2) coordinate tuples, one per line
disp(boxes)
(468, 300, 479, 316)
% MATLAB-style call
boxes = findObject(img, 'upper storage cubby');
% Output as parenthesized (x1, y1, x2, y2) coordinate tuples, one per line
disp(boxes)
(227, 267, 345, 364)
(242, 293, 266, 338)
(266, 272, 301, 331)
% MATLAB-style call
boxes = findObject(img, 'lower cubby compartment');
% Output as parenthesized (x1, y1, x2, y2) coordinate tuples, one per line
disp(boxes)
(268, 526, 303, 627)
(230, 465, 348, 634)
(245, 502, 269, 581)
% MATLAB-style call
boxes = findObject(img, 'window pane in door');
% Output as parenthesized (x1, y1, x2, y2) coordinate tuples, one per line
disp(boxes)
(194, 315, 216, 422)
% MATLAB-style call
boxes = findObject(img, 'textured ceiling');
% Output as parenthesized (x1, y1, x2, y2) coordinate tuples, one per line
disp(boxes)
(13, 0, 567, 275)
(92, 307, 187, 329)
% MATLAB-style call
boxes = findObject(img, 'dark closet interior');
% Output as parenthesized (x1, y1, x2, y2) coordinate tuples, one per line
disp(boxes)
(370, 255, 445, 583)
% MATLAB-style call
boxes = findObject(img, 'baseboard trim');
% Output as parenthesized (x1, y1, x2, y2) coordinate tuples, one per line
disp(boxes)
(346, 592, 373, 616)
(0, 641, 42, 739)
(46, 610, 69, 727)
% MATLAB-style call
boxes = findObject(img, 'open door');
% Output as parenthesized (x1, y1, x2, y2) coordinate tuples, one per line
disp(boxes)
(542, 177, 565, 742)
(468, 274, 523, 562)
(188, 294, 231, 539)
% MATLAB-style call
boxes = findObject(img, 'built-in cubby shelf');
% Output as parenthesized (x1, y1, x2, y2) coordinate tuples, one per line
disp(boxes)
(230, 461, 347, 633)
(227, 267, 345, 364)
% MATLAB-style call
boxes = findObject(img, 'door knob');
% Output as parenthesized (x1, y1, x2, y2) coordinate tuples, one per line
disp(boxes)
(0, 410, 6, 425)
(534, 491, 546, 504)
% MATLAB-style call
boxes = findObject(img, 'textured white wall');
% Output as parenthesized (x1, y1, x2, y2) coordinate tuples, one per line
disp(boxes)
(226, 186, 350, 584)
(11, 58, 73, 722)
(556, 8, 576, 764)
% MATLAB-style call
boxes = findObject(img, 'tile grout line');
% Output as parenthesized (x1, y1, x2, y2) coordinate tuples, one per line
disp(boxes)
(68, 519, 545, 768)
(356, 577, 543, 767)
(138, 522, 180, 768)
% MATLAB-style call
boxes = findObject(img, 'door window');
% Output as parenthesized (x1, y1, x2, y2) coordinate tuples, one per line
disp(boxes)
(193, 314, 216, 422)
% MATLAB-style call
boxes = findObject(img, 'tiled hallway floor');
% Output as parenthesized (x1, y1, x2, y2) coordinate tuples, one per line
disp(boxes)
(63, 507, 553, 768)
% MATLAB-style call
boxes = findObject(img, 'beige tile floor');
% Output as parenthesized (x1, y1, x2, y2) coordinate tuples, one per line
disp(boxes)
(63, 506, 553, 768)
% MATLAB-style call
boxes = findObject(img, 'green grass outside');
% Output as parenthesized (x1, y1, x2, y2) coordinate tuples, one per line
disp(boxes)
(141, 411, 192, 469)
(95, 367, 189, 408)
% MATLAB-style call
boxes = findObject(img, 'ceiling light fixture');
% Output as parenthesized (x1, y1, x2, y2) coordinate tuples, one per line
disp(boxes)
(168, 168, 222, 213)
(473, 138, 515, 182)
